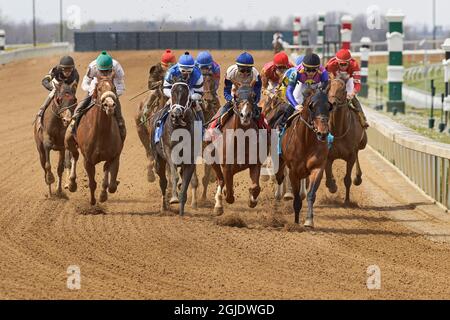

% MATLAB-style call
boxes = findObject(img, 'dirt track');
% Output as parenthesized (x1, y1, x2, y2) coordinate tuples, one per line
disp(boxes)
(1, 50, 450, 299)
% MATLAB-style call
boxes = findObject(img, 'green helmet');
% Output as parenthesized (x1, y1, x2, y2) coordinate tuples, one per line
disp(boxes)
(96, 51, 113, 71)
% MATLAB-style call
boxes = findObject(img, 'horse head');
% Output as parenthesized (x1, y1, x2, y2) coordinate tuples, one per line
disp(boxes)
(95, 76, 117, 117)
(54, 82, 77, 127)
(327, 78, 347, 107)
(169, 82, 191, 127)
(305, 89, 331, 142)
(234, 86, 255, 127)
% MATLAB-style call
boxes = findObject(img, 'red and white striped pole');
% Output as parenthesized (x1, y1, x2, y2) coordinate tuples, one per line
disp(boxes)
(293, 16, 301, 46)
(341, 15, 353, 50)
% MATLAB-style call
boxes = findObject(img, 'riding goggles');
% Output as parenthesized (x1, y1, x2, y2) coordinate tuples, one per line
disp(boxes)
(305, 67, 318, 73)
(238, 67, 252, 74)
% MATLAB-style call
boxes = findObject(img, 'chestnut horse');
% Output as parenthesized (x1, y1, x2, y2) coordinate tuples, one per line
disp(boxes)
(276, 89, 331, 227)
(326, 78, 367, 205)
(150, 82, 198, 215)
(65, 76, 124, 205)
(135, 79, 168, 183)
(211, 87, 269, 214)
(34, 82, 77, 196)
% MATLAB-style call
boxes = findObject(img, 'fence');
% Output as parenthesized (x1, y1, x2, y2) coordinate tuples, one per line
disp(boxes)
(0, 42, 72, 64)
(365, 106, 450, 210)
(74, 31, 294, 52)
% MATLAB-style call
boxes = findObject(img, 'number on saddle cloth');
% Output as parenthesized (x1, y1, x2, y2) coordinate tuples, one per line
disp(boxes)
(154, 110, 170, 144)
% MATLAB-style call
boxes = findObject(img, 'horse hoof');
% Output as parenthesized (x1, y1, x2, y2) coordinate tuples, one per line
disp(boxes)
(169, 197, 179, 204)
(46, 172, 55, 185)
(191, 202, 198, 209)
(284, 192, 294, 201)
(225, 195, 235, 204)
(275, 192, 282, 201)
(214, 207, 224, 215)
(108, 185, 117, 194)
(260, 175, 270, 182)
(90, 199, 96, 206)
(68, 182, 77, 193)
(248, 199, 258, 208)
(99, 191, 108, 203)
(304, 218, 314, 228)
(327, 182, 337, 194)
(147, 169, 156, 183)
(353, 176, 362, 186)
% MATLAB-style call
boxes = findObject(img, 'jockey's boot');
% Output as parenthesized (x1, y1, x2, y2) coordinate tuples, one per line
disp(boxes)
(69, 95, 93, 134)
(37, 94, 53, 119)
(279, 104, 296, 128)
(193, 100, 205, 124)
(215, 101, 233, 129)
(351, 96, 369, 129)
(115, 99, 127, 142)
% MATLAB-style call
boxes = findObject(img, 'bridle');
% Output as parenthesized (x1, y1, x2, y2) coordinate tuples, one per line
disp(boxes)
(298, 93, 329, 142)
(328, 78, 352, 140)
(50, 87, 76, 119)
(169, 82, 191, 115)
(95, 78, 117, 113)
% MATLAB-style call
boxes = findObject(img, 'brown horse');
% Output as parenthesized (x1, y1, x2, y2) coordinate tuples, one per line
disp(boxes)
(65, 76, 124, 205)
(191, 73, 220, 205)
(34, 82, 77, 196)
(276, 89, 331, 227)
(135, 76, 168, 183)
(326, 78, 367, 205)
(211, 87, 269, 214)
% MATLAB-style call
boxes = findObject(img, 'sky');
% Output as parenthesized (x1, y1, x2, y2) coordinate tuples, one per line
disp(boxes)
(0, 0, 446, 29)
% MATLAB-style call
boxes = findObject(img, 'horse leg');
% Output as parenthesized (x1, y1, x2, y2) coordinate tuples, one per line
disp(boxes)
(289, 171, 302, 224)
(99, 162, 110, 203)
(63, 150, 71, 190)
(190, 166, 198, 209)
(169, 163, 179, 204)
(108, 156, 120, 194)
(248, 165, 261, 208)
(344, 155, 357, 205)
(179, 164, 195, 216)
(304, 168, 324, 228)
(201, 164, 212, 201)
(56, 150, 65, 195)
(353, 153, 363, 186)
(325, 158, 337, 193)
(299, 178, 307, 201)
(274, 160, 285, 201)
(84, 160, 97, 206)
(155, 157, 168, 212)
(223, 165, 235, 204)
(43, 143, 55, 196)
(283, 168, 294, 200)
(65, 138, 79, 193)
(212, 162, 225, 215)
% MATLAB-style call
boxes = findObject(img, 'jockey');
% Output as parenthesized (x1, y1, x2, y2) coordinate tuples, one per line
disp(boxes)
(37, 56, 79, 119)
(148, 49, 176, 91)
(69, 51, 126, 141)
(277, 55, 304, 101)
(261, 51, 294, 99)
(217, 52, 262, 120)
(279, 53, 329, 128)
(272, 32, 284, 52)
(195, 51, 220, 94)
(161, 51, 205, 123)
(326, 49, 369, 128)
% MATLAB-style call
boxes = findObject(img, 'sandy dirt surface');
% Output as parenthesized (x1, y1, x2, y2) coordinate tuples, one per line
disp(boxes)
(0, 50, 450, 299)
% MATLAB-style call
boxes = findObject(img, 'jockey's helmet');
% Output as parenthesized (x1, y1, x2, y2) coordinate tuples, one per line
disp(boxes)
(336, 49, 352, 69)
(196, 51, 213, 68)
(236, 52, 254, 67)
(161, 49, 176, 68)
(302, 53, 321, 73)
(96, 51, 113, 71)
(59, 56, 75, 69)
(273, 51, 289, 67)
(178, 52, 195, 71)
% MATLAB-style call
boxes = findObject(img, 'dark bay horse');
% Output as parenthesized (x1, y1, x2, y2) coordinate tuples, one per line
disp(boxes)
(276, 89, 331, 227)
(326, 78, 367, 205)
(65, 76, 123, 205)
(211, 87, 269, 214)
(34, 82, 77, 196)
(150, 82, 198, 215)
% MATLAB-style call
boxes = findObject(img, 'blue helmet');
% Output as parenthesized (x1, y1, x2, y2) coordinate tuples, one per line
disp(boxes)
(295, 55, 305, 66)
(236, 52, 254, 67)
(178, 51, 195, 69)
(196, 51, 213, 67)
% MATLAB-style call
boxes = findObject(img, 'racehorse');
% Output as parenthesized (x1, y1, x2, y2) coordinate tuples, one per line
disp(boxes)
(150, 82, 198, 215)
(276, 89, 331, 227)
(65, 75, 124, 205)
(34, 82, 77, 196)
(191, 72, 220, 205)
(135, 71, 168, 183)
(211, 87, 269, 214)
(326, 78, 367, 205)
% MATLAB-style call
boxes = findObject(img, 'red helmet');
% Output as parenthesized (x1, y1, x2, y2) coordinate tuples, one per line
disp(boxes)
(336, 49, 352, 62)
(273, 51, 289, 67)
(161, 49, 176, 66)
